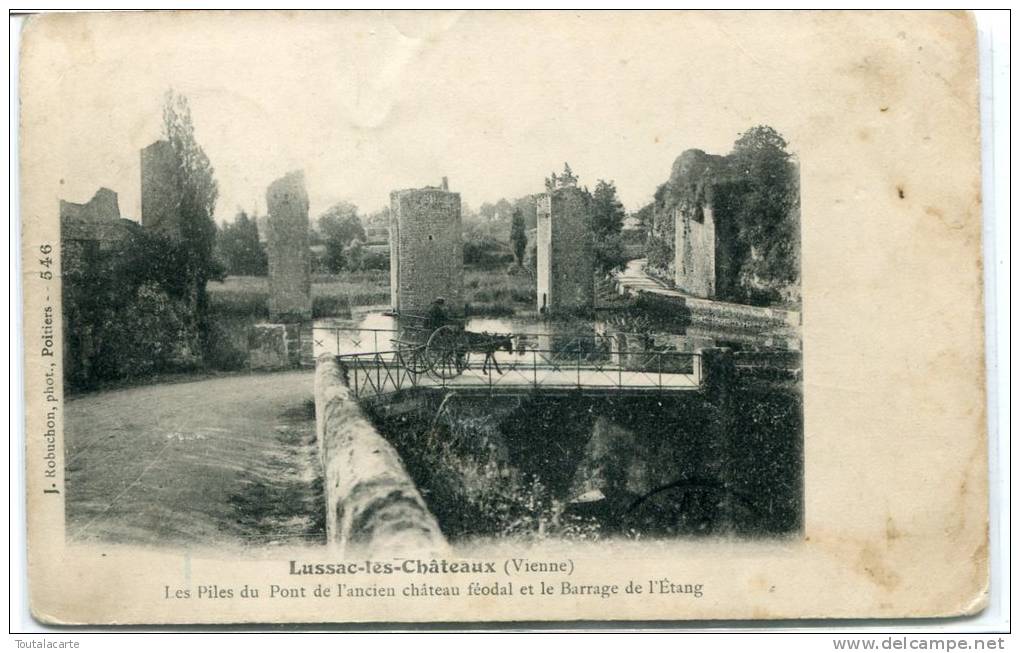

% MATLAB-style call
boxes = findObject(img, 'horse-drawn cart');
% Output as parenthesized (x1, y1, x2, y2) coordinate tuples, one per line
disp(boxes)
(390, 315, 512, 380)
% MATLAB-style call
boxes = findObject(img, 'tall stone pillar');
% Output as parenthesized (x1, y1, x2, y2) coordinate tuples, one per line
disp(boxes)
(699, 347, 737, 532)
(389, 181, 463, 316)
(536, 186, 594, 314)
(266, 171, 312, 322)
(674, 203, 716, 298)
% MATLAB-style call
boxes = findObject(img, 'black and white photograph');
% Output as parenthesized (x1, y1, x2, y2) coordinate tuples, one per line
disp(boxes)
(17, 10, 992, 627)
(60, 105, 802, 551)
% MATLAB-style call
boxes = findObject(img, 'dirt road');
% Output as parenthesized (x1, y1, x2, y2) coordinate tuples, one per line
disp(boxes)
(64, 370, 324, 548)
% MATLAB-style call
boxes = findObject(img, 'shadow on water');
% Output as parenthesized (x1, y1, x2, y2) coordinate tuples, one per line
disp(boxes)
(226, 399, 327, 545)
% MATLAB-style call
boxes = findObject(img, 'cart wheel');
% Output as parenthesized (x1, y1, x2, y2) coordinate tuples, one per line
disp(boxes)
(426, 325, 468, 379)
(396, 341, 429, 374)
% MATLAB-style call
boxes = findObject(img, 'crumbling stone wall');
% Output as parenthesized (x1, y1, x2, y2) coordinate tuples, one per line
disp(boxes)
(59, 187, 137, 272)
(535, 186, 594, 313)
(674, 203, 716, 298)
(389, 184, 463, 316)
(266, 171, 312, 321)
(60, 187, 142, 387)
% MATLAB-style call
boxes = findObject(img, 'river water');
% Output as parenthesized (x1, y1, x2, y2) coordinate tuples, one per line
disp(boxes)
(311, 306, 724, 365)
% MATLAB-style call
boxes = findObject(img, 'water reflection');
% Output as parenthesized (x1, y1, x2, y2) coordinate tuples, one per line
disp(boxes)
(312, 308, 724, 362)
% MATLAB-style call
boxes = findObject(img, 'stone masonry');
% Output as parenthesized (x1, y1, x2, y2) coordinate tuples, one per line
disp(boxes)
(266, 171, 312, 321)
(674, 202, 716, 298)
(60, 188, 140, 271)
(389, 180, 463, 316)
(536, 185, 594, 313)
(140, 140, 180, 237)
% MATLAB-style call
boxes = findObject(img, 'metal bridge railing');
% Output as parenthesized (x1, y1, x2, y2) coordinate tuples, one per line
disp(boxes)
(337, 347, 704, 401)
(311, 325, 662, 357)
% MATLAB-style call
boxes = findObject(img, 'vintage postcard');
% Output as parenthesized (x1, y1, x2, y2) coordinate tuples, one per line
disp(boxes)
(19, 10, 987, 625)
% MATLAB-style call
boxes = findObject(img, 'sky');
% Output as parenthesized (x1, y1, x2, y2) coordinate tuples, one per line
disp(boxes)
(31, 10, 804, 223)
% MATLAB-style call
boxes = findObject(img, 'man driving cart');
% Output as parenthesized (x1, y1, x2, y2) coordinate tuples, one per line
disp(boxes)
(426, 296, 450, 331)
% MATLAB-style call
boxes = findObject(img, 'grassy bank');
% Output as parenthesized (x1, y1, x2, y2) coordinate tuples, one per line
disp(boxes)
(463, 267, 536, 316)
(207, 267, 537, 319)
(207, 270, 391, 319)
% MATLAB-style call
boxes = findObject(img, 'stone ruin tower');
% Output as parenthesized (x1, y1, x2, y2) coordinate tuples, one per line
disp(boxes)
(674, 201, 716, 299)
(266, 171, 312, 321)
(140, 140, 180, 237)
(536, 166, 594, 314)
(389, 177, 463, 316)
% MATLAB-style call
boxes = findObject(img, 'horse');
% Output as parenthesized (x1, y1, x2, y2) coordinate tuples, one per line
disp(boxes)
(459, 331, 514, 374)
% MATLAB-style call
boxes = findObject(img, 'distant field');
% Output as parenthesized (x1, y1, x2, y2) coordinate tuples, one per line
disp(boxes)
(207, 271, 390, 318)
(463, 267, 536, 316)
(208, 267, 537, 318)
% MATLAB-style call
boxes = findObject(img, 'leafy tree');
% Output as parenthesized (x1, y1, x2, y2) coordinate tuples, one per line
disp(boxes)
(494, 198, 513, 221)
(217, 209, 267, 276)
(590, 179, 626, 238)
(363, 206, 391, 240)
(342, 238, 366, 272)
(725, 125, 799, 303)
(463, 233, 512, 268)
(162, 90, 220, 329)
(461, 200, 479, 224)
(478, 202, 497, 222)
(62, 228, 201, 389)
(641, 126, 799, 305)
(592, 233, 628, 275)
(316, 201, 366, 272)
(589, 179, 628, 273)
(560, 162, 577, 186)
(546, 162, 578, 191)
(510, 208, 528, 265)
(513, 195, 538, 229)
(644, 233, 673, 271)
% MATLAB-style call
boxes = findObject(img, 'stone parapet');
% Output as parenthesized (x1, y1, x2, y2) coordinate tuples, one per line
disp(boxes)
(314, 354, 447, 555)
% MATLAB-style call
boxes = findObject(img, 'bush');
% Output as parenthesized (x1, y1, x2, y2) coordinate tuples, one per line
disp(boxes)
(359, 249, 389, 271)
(216, 211, 268, 276)
(645, 233, 673, 272)
(88, 283, 201, 382)
(463, 234, 513, 268)
(390, 421, 601, 541)
(203, 314, 252, 371)
(207, 286, 269, 318)
(592, 232, 628, 274)
(62, 229, 208, 389)
(312, 295, 350, 318)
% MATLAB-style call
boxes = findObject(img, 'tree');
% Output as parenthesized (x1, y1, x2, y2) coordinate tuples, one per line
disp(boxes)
(162, 90, 220, 341)
(510, 208, 528, 265)
(463, 233, 512, 268)
(546, 162, 578, 191)
(217, 209, 267, 276)
(589, 180, 628, 273)
(725, 125, 799, 303)
(478, 201, 497, 222)
(513, 195, 538, 229)
(590, 180, 626, 237)
(316, 201, 366, 272)
(460, 200, 479, 225)
(560, 162, 578, 187)
(494, 198, 513, 221)
(363, 206, 391, 240)
(62, 227, 201, 388)
(342, 238, 366, 272)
